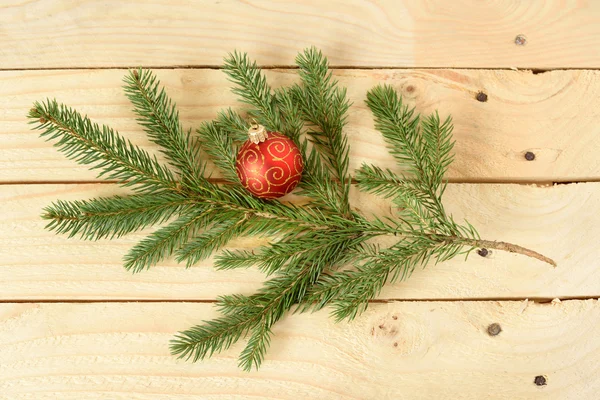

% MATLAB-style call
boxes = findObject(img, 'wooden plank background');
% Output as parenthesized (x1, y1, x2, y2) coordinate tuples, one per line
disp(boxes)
(1, 0, 600, 69)
(4, 69, 600, 183)
(2, 1, 599, 398)
(1, 301, 599, 400)
(2, 182, 598, 301)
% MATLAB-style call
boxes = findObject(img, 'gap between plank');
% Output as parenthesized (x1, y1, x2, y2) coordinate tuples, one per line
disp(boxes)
(0, 65, 595, 72)
(0, 296, 596, 304)
(1, 179, 599, 186)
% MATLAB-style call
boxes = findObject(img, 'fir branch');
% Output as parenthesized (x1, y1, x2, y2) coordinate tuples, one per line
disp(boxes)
(232, 234, 360, 370)
(304, 235, 448, 321)
(123, 69, 205, 187)
(355, 164, 472, 238)
(212, 184, 355, 232)
(291, 47, 352, 216)
(355, 163, 409, 200)
(214, 244, 301, 275)
(365, 85, 425, 183)
(364, 85, 456, 230)
(355, 164, 435, 232)
(170, 309, 257, 362)
(42, 193, 192, 240)
(176, 215, 252, 267)
(216, 294, 261, 315)
(28, 100, 178, 194)
(444, 236, 556, 267)
(32, 49, 557, 373)
(239, 321, 273, 371)
(196, 120, 239, 183)
(123, 208, 220, 273)
(421, 112, 455, 189)
(296, 143, 346, 213)
(223, 49, 347, 216)
(215, 229, 362, 276)
(171, 235, 354, 370)
(214, 108, 249, 143)
(273, 87, 303, 143)
(223, 51, 281, 131)
(170, 262, 317, 366)
(275, 85, 344, 214)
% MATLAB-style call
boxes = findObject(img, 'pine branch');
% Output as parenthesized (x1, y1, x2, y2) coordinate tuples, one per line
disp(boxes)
(176, 215, 252, 267)
(214, 108, 249, 143)
(355, 164, 435, 232)
(291, 47, 352, 216)
(223, 51, 281, 131)
(215, 229, 360, 275)
(196, 120, 239, 183)
(28, 100, 178, 194)
(171, 235, 354, 370)
(275, 85, 345, 214)
(123, 208, 219, 272)
(421, 112, 455, 189)
(33, 49, 556, 373)
(365, 85, 425, 183)
(123, 69, 205, 187)
(42, 193, 192, 240)
(273, 87, 303, 143)
(364, 85, 457, 231)
(304, 236, 450, 321)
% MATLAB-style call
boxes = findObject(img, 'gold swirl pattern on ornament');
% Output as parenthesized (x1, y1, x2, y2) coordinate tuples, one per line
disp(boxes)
(265, 166, 301, 186)
(240, 147, 265, 166)
(293, 153, 303, 172)
(266, 139, 292, 161)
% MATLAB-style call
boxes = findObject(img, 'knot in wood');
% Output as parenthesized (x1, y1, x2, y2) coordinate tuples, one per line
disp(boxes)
(487, 323, 502, 336)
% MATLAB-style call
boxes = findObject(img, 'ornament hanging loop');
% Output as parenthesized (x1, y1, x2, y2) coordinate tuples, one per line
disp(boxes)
(248, 122, 268, 144)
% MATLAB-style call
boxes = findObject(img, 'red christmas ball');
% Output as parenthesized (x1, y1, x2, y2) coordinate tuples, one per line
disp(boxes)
(236, 129, 303, 199)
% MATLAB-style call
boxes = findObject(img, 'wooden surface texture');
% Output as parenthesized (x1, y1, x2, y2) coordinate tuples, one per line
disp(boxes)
(1, 0, 600, 69)
(1, 301, 599, 400)
(3, 69, 600, 183)
(1, 182, 598, 301)
(1, 0, 599, 398)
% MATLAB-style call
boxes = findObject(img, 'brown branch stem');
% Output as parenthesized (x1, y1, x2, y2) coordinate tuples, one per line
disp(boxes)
(378, 229, 557, 267)
(455, 237, 557, 267)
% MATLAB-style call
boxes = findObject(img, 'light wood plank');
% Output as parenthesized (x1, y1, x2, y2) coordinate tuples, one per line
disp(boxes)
(3, 68, 600, 182)
(1, 1, 599, 69)
(2, 182, 597, 300)
(0, 300, 598, 399)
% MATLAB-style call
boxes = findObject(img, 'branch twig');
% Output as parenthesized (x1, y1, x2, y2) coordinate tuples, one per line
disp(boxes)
(461, 238, 556, 267)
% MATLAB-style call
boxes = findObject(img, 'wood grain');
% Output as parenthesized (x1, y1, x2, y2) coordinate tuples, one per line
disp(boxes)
(1, 1, 599, 69)
(2, 1, 598, 396)
(3, 68, 600, 183)
(2, 182, 597, 301)
(0, 300, 598, 399)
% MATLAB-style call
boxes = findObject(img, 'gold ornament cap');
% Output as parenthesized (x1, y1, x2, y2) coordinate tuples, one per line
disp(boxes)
(248, 123, 268, 144)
